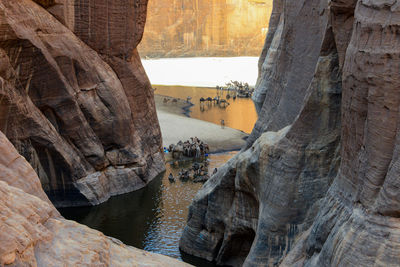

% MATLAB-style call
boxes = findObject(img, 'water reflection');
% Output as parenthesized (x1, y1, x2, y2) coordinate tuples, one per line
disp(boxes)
(59, 151, 237, 264)
(155, 85, 257, 134)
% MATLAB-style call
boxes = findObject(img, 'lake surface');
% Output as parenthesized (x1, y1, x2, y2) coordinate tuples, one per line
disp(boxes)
(155, 85, 258, 134)
(59, 151, 237, 266)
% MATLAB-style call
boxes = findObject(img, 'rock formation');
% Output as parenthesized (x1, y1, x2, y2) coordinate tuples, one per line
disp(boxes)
(0, 130, 190, 267)
(180, 0, 400, 266)
(138, 0, 272, 58)
(0, 0, 164, 207)
(281, 0, 400, 265)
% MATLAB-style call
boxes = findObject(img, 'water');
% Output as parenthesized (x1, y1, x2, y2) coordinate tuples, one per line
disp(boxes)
(59, 151, 237, 265)
(155, 85, 257, 134)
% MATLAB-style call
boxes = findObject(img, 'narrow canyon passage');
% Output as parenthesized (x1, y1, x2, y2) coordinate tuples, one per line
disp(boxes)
(59, 56, 261, 265)
(1, 0, 399, 266)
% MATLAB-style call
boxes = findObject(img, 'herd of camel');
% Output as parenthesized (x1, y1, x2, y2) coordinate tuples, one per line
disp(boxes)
(166, 137, 215, 183)
(167, 137, 210, 160)
(199, 80, 255, 109)
(168, 162, 218, 183)
(162, 82, 255, 183)
(217, 80, 255, 98)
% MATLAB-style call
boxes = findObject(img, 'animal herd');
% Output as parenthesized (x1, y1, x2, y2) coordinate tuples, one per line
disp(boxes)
(167, 137, 210, 160)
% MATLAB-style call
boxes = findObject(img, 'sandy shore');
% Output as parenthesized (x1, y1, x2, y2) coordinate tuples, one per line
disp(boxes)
(155, 95, 248, 152)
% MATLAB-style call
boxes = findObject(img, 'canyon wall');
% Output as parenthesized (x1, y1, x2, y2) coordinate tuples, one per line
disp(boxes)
(0, 130, 190, 267)
(281, 0, 400, 265)
(138, 0, 272, 58)
(0, 0, 164, 207)
(180, 0, 400, 266)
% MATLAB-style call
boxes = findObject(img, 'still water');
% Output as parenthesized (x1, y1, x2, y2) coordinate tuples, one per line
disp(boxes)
(59, 151, 237, 265)
(155, 85, 257, 134)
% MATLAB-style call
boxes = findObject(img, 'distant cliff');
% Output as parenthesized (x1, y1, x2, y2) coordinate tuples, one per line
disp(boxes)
(180, 0, 400, 266)
(138, 0, 272, 57)
(0, 0, 164, 207)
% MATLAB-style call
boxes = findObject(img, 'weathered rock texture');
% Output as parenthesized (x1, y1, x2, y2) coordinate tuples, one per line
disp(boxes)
(0, 131, 190, 267)
(180, 0, 400, 266)
(138, 0, 272, 58)
(0, 0, 164, 207)
(281, 0, 400, 266)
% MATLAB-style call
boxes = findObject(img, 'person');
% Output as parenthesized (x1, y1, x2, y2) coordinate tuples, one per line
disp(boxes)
(220, 119, 225, 129)
(213, 168, 218, 175)
(168, 173, 175, 182)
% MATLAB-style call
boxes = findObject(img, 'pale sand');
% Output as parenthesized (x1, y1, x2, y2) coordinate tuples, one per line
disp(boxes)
(155, 95, 248, 152)
(142, 57, 259, 87)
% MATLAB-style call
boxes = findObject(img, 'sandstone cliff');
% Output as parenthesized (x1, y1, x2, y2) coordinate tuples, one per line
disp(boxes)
(138, 0, 272, 58)
(180, 0, 400, 266)
(0, 0, 164, 207)
(0, 130, 190, 267)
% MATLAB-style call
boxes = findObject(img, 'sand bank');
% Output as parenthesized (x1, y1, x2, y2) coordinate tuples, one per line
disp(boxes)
(155, 95, 247, 152)
(143, 57, 259, 87)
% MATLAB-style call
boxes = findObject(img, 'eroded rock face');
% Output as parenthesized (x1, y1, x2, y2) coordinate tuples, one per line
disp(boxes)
(180, 0, 343, 265)
(181, 0, 400, 266)
(0, 131, 190, 267)
(281, 0, 400, 266)
(0, 0, 164, 207)
(138, 0, 273, 57)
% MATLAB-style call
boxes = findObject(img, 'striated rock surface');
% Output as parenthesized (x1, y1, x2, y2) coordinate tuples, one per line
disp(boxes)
(180, 0, 343, 265)
(0, 130, 190, 267)
(181, 0, 400, 266)
(138, 0, 272, 58)
(281, 0, 400, 266)
(0, 0, 164, 207)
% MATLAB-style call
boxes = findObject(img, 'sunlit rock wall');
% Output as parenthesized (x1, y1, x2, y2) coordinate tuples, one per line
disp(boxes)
(138, 0, 272, 57)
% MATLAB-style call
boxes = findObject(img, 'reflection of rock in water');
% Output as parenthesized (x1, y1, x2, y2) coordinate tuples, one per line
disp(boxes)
(59, 176, 163, 249)
(59, 151, 237, 263)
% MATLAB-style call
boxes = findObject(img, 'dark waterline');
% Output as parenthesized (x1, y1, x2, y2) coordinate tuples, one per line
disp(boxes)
(59, 151, 237, 266)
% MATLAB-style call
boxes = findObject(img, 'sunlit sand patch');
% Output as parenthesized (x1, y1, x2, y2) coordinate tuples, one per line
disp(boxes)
(142, 57, 259, 87)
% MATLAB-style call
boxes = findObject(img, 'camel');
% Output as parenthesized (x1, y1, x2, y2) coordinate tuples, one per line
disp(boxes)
(213, 96, 220, 104)
(213, 168, 218, 175)
(168, 173, 175, 182)
(219, 99, 230, 108)
(171, 143, 184, 159)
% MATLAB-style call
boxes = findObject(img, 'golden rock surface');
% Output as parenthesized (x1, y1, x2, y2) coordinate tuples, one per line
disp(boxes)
(139, 0, 273, 57)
